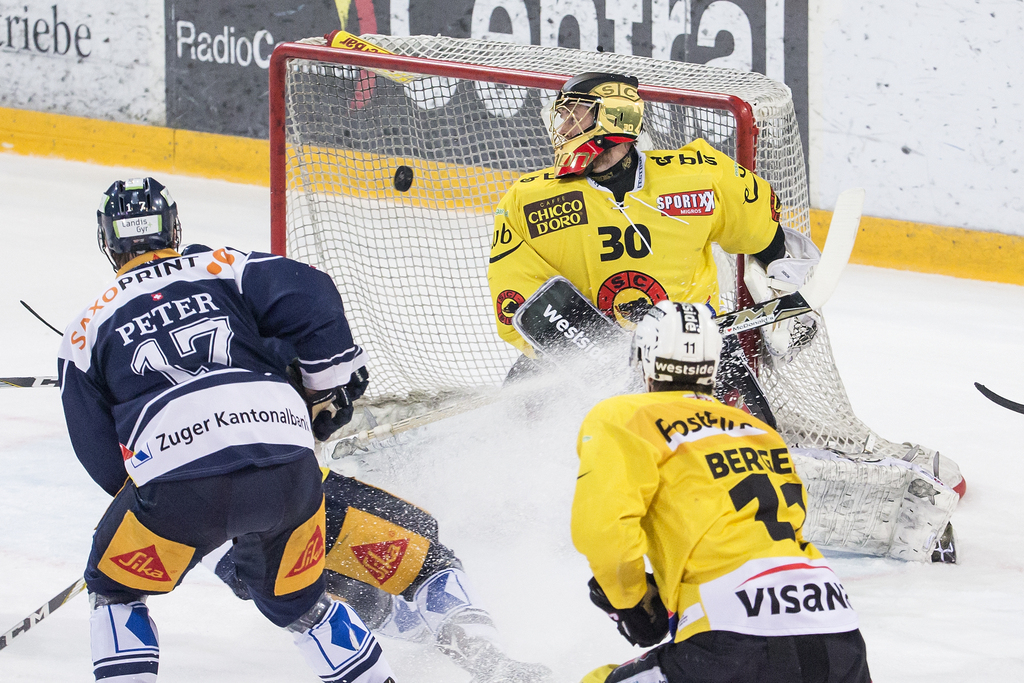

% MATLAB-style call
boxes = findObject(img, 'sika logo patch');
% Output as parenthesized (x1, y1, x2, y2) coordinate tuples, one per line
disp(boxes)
(109, 545, 172, 582)
(274, 499, 326, 596)
(524, 191, 588, 238)
(99, 511, 195, 592)
(326, 507, 430, 594)
(351, 539, 409, 585)
(496, 289, 525, 325)
(657, 189, 716, 217)
(285, 526, 326, 578)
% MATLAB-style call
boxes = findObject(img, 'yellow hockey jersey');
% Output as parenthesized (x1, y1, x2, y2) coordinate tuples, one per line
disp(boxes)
(572, 391, 858, 642)
(487, 139, 780, 353)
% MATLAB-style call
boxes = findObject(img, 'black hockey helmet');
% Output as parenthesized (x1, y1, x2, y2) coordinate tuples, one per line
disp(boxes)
(97, 177, 181, 269)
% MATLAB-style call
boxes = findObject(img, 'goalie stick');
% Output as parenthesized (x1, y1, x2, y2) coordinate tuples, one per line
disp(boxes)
(974, 382, 1024, 415)
(717, 187, 864, 335)
(0, 577, 86, 651)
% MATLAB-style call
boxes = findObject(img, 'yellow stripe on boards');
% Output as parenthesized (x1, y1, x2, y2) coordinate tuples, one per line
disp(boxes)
(811, 209, 1024, 286)
(2, 105, 1021, 285)
(0, 107, 268, 186)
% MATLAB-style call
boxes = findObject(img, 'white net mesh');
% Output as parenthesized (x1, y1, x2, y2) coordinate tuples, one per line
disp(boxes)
(278, 34, 914, 461)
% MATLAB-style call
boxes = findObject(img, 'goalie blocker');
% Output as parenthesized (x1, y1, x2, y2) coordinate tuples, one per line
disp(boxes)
(512, 277, 959, 563)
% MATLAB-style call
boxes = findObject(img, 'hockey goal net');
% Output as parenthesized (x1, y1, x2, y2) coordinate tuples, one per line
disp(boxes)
(268, 34, 907, 463)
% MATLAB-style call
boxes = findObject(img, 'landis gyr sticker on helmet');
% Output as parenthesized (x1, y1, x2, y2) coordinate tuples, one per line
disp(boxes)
(114, 215, 162, 238)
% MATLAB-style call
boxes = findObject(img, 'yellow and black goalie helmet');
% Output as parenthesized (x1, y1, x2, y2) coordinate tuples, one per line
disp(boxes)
(549, 72, 644, 177)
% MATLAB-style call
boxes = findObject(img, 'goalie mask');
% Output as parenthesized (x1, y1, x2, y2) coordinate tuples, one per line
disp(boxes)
(549, 72, 644, 178)
(632, 301, 722, 391)
(97, 177, 180, 270)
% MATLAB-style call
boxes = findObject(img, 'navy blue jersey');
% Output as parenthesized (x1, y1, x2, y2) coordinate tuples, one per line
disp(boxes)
(57, 245, 367, 495)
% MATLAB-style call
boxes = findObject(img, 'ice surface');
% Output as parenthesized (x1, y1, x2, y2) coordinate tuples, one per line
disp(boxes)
(1, 153, 1023, 681)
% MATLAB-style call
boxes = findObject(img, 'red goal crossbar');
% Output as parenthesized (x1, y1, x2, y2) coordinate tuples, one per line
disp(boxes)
(266, 41, 757, 257)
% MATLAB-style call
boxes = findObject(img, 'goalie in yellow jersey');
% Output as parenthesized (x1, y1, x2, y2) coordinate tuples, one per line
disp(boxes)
(487, 72, 815, 425)
(572, 301, 870, 683)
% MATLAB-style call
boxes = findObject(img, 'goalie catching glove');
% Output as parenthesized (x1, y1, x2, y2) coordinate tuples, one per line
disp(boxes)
(303, 366, 370, 441)
(745, 227, 821, 364)
(588, 574, 669, 647)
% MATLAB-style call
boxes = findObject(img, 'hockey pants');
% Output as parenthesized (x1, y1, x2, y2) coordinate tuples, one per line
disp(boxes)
(586, 629, 870, 683)
(211, 470, 461, 629)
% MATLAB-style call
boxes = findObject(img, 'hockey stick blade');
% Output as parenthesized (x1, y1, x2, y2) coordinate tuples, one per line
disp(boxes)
(20, 300, 64, 337)
(0, 577, 87, 651)
(718, 187, 864, 336)
(974, 383, 1024, 415)
(0, 376, 59, 388)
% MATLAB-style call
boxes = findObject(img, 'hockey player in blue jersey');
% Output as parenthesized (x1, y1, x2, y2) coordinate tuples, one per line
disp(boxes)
(61, 177, 552, 683)
(59, 177, 393, 682)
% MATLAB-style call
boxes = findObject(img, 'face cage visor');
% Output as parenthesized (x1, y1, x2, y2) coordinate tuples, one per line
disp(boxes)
(549, 92, 643, 177)
(550, 95, 601, 151)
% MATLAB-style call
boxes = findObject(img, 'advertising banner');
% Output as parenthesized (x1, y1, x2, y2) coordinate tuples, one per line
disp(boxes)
(165, 0, 807, 148)
(165, 0, 349, 138)
(0, 1, 164, 124)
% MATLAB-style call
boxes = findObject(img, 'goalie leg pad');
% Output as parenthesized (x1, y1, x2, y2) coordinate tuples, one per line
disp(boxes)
(899, 444, 966, 498)
(791, 448, 959, 562)
(90, 600, 159, 682)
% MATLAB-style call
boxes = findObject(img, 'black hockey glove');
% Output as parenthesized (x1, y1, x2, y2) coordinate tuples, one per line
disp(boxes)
(588, 574, 669, 647)
(307, 366, 370, 442)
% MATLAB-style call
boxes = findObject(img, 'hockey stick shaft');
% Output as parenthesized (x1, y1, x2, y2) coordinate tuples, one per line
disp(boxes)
(717, 187, 864, 336)
(330, 395, 498, 457)
(19, 300, 63, 337)
(0, 376, 59, 388)
(975, 383, 1024, 415)
(0, 577, 87, 651)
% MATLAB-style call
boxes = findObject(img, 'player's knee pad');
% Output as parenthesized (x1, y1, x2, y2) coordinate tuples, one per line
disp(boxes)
(89, 598, 159, 682)
(290, 596, 395, 682)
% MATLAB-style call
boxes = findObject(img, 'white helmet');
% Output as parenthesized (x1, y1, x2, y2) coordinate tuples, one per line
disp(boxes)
(632, 301, 722, 390)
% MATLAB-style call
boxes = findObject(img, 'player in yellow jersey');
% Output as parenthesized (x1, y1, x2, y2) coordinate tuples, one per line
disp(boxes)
(572, 301, 869, 683)
(487, 72, 808, 423)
